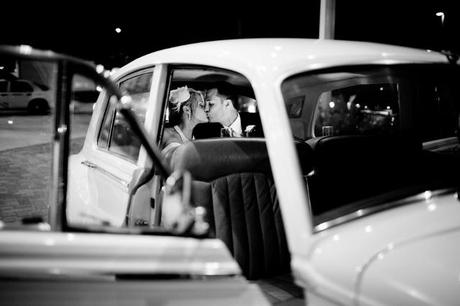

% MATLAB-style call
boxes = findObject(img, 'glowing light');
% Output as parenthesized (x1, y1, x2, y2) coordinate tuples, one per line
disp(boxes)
(365, 225, 372, 233)
(355, 103, 361, 109)
(378, 253, 385, 260)
(436, 12, 446, 26)
(115, 27, 122, 34)
(0, 66, 4, 70)
(96, 86, 102, 92)
(386, 106, 391, 109)
(315, 223, 328, 231)
(247, 104, 257, 113)
(19, 45, 33, 55)
(57, 125, 67, 133)
(333, 234, 340, 241)
(120, 96, 132, 105)
(329, 101, 335, 108)
(423, 191, 432, 200)
(96, 64, 104, 74)
(380, 87, 384, 91)
(7, 120, 13, 125)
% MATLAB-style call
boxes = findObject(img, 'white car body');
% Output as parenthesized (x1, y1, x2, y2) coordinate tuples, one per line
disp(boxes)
(65, 39, 460, 305)
(0, 228, 270, 305)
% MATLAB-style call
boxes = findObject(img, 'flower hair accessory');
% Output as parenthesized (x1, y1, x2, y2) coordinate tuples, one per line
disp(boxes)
(169, 86, 191, 112)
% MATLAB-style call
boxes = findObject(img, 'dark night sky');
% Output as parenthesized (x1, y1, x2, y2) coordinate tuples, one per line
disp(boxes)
(1, 1, 458, 69)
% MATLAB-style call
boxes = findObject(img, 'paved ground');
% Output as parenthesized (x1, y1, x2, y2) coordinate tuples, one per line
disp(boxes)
(0, 112, 90, 150)
(0, 112, 90, 224)
(0, 139, 85, 224)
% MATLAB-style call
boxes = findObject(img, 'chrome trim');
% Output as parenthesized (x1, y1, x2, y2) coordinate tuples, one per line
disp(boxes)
(423, 136, 458, 151)
(81, 160, 129, 191)
(314, 188, 456, 232)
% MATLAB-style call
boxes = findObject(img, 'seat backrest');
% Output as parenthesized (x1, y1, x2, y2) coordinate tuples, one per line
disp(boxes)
(306, 134, 424, 217)
(171, 138, 312, 279)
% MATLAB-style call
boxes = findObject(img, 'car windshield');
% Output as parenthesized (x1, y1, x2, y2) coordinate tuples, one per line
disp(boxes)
(281, 64, 460, 227)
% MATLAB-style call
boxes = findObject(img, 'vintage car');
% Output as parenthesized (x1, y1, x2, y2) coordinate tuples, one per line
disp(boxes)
(0, 76, 52, 114)
(66, 38, 460, 305)
(2, 38, 460, 306)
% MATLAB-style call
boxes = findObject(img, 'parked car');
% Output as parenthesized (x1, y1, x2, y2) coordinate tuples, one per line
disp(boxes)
(0, 77, 51, 114)
(67, 38, 460, 305)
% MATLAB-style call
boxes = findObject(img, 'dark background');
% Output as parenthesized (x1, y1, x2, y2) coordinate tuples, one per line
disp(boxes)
(1, 0, 458, 69)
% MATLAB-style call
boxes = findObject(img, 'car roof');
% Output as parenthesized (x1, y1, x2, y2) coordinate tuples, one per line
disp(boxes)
(116, 38, 448, 81)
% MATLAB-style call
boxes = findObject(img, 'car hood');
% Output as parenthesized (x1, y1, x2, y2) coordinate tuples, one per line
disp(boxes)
(357, 227, 460, 306)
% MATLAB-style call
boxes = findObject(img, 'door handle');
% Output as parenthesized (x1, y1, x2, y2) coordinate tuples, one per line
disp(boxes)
(81, 160, 97, 168)
(81, 160, 129, 190)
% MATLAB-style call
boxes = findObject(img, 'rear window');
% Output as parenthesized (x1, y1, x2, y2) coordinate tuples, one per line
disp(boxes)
(282, 65, 460, 142)
(282, 64, 460, 228)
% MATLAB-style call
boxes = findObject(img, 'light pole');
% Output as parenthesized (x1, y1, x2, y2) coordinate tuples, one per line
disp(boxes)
(319, 0, 336, 39)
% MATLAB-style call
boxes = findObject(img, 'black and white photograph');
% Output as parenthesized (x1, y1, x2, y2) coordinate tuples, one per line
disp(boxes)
(1, 1, 459, 305)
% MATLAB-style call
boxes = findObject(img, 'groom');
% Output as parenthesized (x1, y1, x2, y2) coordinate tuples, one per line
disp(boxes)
(193, 84, 263, 138)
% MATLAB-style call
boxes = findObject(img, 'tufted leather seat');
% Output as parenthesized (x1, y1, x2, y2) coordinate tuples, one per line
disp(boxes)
(171, 138, 312, 280)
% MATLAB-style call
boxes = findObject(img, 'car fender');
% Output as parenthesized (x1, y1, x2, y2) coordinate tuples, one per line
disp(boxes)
(357, 229, 460, 306)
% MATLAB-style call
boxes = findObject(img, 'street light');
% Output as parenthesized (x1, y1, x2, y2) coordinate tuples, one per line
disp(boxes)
(436, 11, 445, 26)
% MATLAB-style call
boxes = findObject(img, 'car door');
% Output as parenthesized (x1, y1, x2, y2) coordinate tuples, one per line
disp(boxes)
(9, 80, 33, 108)
(68, 68, 156, 226)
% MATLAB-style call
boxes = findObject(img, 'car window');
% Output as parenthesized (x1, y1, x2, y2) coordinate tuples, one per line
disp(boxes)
(282, 65, 460, 142)
(97, 70, 152, 161)
(313, 83, 399, 137)
(10, 80, 33, 92)
(161, 66, 262, 156)
(282, 64, 460, 227)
